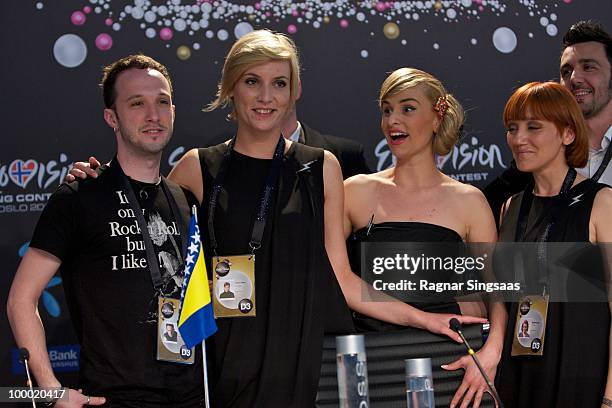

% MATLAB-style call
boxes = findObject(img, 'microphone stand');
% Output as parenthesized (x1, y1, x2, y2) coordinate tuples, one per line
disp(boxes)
(449, 318, 504, 408)
(19, 348, 37, 408)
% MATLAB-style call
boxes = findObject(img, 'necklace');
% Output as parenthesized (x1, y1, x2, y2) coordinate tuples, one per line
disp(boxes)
(137, 177, 162, 200)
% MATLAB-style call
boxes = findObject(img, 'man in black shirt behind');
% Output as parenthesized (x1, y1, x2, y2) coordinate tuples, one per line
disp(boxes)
(7, 55, 203, 407)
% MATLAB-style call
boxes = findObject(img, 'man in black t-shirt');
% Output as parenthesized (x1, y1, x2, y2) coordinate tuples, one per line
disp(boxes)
(7, 55, 203, 407)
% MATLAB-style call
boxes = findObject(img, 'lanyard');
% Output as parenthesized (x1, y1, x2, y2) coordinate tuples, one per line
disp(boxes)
(207, 135, 285, 257)
(514, 167, 576, 292)
(592, 140, 612, 182)
(113, 158, 186, 291)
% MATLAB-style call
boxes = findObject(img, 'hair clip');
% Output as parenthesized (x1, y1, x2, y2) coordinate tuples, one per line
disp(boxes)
(434, 95, 449, 118)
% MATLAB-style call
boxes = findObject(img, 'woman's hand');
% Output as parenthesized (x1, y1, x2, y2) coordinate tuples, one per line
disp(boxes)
(420, 312, 488, 343)
(442, 345, 501, 408)
(64, 157, 101, 182)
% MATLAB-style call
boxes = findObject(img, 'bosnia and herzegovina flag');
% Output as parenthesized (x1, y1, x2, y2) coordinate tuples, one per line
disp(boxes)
(178, 213, 217, 348)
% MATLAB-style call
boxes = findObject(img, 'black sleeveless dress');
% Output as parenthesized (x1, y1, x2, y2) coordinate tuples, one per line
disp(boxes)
(496, 179, 610, 407)
(197, 142, 353, 407)
(348, 221, 463, 332)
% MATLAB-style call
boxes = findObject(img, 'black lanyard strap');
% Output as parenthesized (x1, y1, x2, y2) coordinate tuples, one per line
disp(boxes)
(592, 138, 612, 182)
(514, 167, 577, 292)
(207, 135, 286, 256)
(114, 158, 185, 291)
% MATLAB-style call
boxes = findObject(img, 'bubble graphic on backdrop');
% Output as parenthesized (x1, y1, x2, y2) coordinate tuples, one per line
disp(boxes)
(492, 26, 517, 54)
(177, 45, 191, 60)
(95, 33, 113, 50)
(217, 29, 229, 41)
(160, 27, 173, 40)
(47, 0, 574, 60)
(53, 34, 87, 68)
(234, 21, 253, 38)
(173, 18, 187, 32)
(383, 22, 399, 39)
(71, 11, 86, 26)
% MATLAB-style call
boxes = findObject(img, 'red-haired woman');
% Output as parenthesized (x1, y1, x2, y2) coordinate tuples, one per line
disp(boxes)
(496, 81, 612, 407)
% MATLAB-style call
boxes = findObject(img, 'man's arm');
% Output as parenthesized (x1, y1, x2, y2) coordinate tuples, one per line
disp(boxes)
(7, 249, 105, 407)
(7, 182, 106, 407)
(7, 248, 62, 388)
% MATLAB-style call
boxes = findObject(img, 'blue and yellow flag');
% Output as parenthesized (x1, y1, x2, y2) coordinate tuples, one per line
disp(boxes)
(178, 214, 217, 348)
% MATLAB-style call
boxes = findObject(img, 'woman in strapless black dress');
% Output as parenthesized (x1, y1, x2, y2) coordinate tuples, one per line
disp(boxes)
(495, 82, 612, 407)
(343, 68, 508, 408)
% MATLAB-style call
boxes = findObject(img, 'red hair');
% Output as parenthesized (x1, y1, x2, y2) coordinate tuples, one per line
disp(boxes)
(503, 82, 589, 168)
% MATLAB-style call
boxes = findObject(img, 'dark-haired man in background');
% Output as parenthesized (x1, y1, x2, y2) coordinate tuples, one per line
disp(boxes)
(484, 20, 612, 221)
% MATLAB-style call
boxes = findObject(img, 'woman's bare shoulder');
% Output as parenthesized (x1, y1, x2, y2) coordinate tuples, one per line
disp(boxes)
(345, 170, 391, 192)
(441, 176, 493, 218)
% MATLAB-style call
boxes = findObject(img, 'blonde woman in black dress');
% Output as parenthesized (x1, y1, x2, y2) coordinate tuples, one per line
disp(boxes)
(344, 68, 508, 408)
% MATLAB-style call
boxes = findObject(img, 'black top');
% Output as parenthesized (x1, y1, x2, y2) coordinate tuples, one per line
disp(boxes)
(198, 142, 353, 408)
(348, 222, 463, 332)
(30, 162, 203, 405)
(497, 178, 610, 408)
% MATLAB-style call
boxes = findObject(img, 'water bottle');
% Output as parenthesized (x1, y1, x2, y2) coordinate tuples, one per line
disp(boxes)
(336, 334, 370, 408)
(405, 357, 435, 408)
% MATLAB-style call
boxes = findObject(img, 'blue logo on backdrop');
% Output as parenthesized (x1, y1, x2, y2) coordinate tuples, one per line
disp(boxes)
(12, 345, 80, 375)
(18, 241, 63, 317)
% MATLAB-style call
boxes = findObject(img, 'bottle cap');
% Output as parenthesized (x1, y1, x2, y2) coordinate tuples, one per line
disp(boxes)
(336, 334, 366, 359)
(405, 357, 432, 378)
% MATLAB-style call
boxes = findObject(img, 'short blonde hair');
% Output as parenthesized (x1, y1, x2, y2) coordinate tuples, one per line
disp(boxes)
(206, 29, 301, 119)
(378, 68, 464, 155)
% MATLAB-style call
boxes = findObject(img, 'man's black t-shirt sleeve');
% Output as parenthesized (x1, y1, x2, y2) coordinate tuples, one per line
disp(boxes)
(30, 183, 78, 262)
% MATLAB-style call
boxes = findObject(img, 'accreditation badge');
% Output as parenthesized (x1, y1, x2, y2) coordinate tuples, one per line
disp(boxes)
(212, 255, 256, 318)
(156, 297, 195, 364)
(511, 295, 549, 357)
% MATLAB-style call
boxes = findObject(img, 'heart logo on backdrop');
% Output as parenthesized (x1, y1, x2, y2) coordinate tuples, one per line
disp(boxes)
(9, 159, 38, 188)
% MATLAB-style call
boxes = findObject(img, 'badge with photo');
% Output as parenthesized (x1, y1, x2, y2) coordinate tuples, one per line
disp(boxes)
(212, 255, 256, 318)
(156, 297, 195, 364)
(511, 295, 549, 357)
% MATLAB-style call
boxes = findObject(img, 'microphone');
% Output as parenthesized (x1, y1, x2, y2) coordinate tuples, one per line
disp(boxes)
(449, 318, 504, 408)
(449, 318, 462, 333)
(19, 347, 37, 407)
